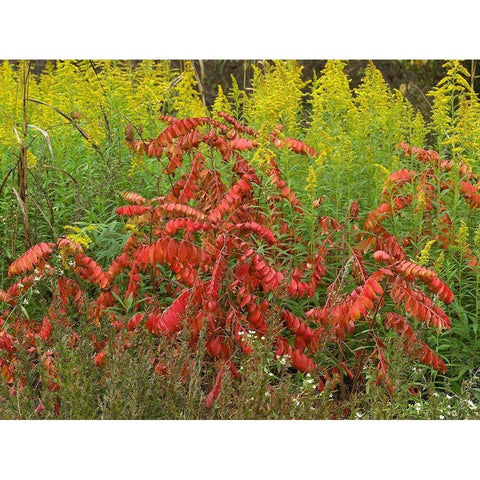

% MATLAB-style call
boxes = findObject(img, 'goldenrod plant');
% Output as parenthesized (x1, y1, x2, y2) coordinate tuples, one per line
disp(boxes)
(428, 61, 479, 162)
(172, 61, 207, 119)
(246, 60, 307, 136)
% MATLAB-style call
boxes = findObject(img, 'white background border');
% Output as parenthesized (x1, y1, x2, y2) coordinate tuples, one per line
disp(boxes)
(1, 1, 479, 477)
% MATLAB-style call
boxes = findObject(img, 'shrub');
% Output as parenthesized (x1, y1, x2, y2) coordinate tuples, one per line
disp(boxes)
(0, 114, 461, 415)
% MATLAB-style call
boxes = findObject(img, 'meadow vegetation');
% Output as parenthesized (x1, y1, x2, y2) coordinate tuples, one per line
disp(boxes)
(0, 60, 479, 419)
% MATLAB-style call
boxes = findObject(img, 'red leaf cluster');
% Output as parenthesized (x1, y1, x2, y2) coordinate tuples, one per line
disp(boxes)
(8, 242, 56, 277)
(0, 126, 461, 411)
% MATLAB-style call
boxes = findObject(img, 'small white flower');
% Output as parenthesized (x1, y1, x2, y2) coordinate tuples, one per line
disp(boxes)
(268, 372, 274, 377)
(293, 398, 301, 406)
(433, 392, 439, 397)
(415, 402, 422, 412)
(260, 336, 265, 340)
(23, 298, 29, 305)
(356, 411, 363, 419)
(466, 400, 477, 411)
(238, 331, 244, 336)
(439, 415, 445, 420)
(446, 394, 452, 400)
(264, 391, 271, 397)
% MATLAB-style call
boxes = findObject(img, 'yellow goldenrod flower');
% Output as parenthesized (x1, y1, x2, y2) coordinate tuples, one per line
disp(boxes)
(305, 166, 317, 198)
(417, 239, 436, 266)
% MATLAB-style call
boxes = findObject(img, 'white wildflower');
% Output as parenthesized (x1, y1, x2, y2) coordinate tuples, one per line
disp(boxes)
(466, 400, 477, 411)
(279, 355, 288, 365)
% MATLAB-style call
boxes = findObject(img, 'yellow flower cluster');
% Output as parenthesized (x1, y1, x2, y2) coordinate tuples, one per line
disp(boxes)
(246, 61, 307, 136)
(303, 61, 428, 204)
(434, 251, 445, 273)
(64, 224, 97, 249)
(251, 124, 276, 168)
(0, 60, 176, 147)
(172, 61, 207, 119)
(226, 76, 246, 119)
(212, 85, 232, 118)
(456, 220, 469, 252)
(428, 60, 480, 167)
(0, 61, 19, 145)
(306, 60, 354, 154)
(2, 59, 478, 191)
(305, 166, 317, 198)
(416, 239, 436, 266)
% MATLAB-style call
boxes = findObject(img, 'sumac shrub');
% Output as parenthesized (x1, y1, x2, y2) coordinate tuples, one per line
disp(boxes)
(1, 113, 471, 413)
